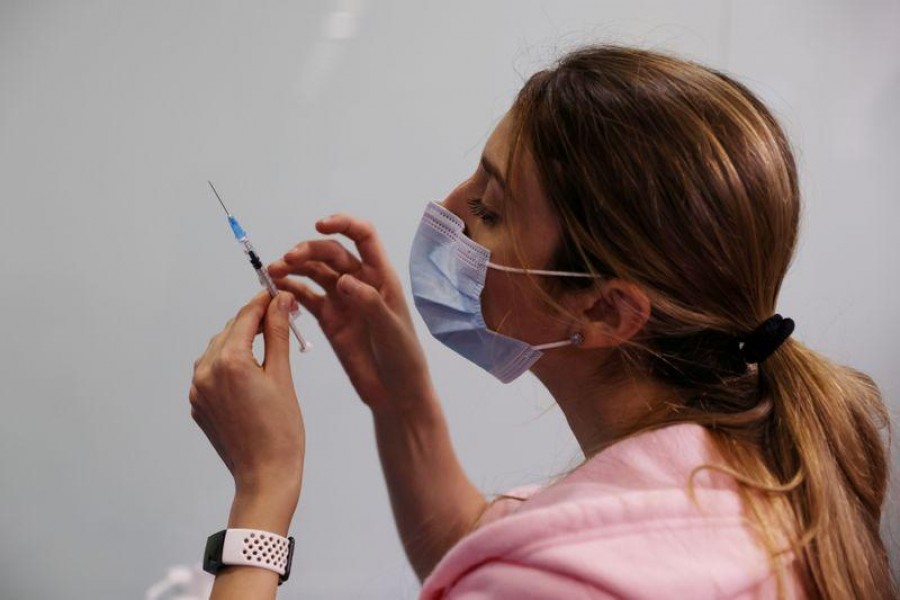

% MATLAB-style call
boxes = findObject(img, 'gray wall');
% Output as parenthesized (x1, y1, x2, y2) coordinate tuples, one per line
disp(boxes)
(0, 1, 897, 598)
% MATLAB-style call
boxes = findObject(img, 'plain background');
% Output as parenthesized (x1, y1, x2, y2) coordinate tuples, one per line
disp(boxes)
(0, 1, 897, 598)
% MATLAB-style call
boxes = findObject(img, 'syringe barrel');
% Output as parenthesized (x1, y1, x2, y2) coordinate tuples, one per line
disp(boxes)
(256, 267, 278, 297)
(257, 265, 312, 352)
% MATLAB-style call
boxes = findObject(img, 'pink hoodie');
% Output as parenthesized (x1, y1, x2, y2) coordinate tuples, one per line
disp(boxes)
(419, 423, 805, 599)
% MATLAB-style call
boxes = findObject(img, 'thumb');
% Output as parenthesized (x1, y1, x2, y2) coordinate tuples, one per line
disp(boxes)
(262, 292, 295, 380)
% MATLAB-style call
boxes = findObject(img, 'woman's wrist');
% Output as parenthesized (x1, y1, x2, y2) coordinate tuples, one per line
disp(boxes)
(370, 380, 442, 422)
(228, 481, 301, 537)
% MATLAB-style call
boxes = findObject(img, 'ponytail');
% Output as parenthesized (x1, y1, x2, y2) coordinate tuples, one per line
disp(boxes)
(744, 338, 895, 599)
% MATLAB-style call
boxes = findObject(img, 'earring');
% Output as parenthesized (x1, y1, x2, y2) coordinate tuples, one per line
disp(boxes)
(571, 332, 585, 346)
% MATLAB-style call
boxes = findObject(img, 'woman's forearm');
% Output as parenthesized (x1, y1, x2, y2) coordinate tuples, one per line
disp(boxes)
(208, 483, 301, 599)
(372, 394, 488, 582)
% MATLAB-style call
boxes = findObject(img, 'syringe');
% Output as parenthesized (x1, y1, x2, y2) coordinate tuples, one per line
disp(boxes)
(208, 181, 312, 353)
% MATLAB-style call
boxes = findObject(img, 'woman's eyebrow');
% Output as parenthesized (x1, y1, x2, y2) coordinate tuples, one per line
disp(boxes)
(480, 154, 507, 190)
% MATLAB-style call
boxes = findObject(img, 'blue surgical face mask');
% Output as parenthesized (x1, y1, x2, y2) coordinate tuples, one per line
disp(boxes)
(409, 201, 603, 383)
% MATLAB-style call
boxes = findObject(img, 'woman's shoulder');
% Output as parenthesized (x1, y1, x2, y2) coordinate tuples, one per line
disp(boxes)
(477, 422, 742, 530)
(421, 423, 805, 599)
(424, 497, 802, 599)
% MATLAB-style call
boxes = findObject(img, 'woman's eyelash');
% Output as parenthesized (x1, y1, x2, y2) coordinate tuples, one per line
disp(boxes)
(466, 198, 499, 225)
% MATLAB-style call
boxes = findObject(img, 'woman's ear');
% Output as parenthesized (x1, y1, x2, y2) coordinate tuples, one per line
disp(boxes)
(576, 279, 651, 350)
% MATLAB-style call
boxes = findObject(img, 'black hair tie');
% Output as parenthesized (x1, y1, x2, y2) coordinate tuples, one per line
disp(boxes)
(739, 314, 795, 364)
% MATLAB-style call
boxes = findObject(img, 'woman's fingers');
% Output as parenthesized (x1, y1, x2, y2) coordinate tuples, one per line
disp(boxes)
(225, 290, 273, 354)
(268, 259, 341, 293)
(271, 276, 325, 320)
(336, 274, 392, 324)
(268, 241, 362, 284)
(315, 214, 390, 273)
(268, 254, 349, 293)
(270, 239, 363, 278)
(299, 261, 341, 291)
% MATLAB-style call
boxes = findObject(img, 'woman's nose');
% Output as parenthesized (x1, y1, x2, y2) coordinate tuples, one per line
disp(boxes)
(439, 193, 472, 237)
(440, 180, 473, 220)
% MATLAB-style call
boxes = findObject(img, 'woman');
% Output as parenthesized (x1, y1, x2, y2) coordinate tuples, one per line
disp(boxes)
(189, 44, 895, 599)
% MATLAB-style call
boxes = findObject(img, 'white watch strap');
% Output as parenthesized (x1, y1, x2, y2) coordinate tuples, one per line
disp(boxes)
(222, 529, 292, 576)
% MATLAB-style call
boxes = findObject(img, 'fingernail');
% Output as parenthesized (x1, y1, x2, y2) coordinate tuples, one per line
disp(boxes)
(339, 274, 355, 294)
(279, 294, 293, 311)
(286, 242, 306, 257)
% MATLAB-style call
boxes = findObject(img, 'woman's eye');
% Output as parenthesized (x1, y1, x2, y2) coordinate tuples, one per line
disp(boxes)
(466, 198, 499, 226)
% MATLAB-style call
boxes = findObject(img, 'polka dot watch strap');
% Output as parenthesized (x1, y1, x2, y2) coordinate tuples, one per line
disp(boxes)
(204, 528, 295, 585)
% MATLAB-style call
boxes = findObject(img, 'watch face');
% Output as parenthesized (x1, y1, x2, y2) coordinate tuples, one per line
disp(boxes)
(281, 536, 295, 585)
(203, 530, 227, 575)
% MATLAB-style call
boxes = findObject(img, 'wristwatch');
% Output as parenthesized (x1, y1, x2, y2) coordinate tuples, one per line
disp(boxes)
(203, 528, 295, 585)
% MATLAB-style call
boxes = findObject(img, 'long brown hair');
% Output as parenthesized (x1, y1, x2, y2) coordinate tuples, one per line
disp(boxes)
(494, 44, 895, 599)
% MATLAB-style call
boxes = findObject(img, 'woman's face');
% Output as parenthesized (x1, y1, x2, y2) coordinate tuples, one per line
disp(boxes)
(440, 110, 573, 346)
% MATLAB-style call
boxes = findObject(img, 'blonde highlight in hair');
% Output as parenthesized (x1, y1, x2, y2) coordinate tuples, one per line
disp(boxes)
(495, 44, 895, 599)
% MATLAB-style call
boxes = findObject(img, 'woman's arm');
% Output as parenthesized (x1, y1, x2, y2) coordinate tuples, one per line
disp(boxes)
(373, 396, 488, 582)
(267, 216, 488, 581)
(190, 291, 306, 599)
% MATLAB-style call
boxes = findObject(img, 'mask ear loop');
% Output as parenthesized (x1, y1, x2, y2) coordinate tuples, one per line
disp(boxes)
(487, 263, 602, 279)
(533, 332, 584, 351)
(485, 259, 598, 352)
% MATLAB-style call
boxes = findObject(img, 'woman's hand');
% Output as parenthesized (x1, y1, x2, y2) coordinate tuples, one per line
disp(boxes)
(189, 290, 305, 499)
(266, 214, 433, 413)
